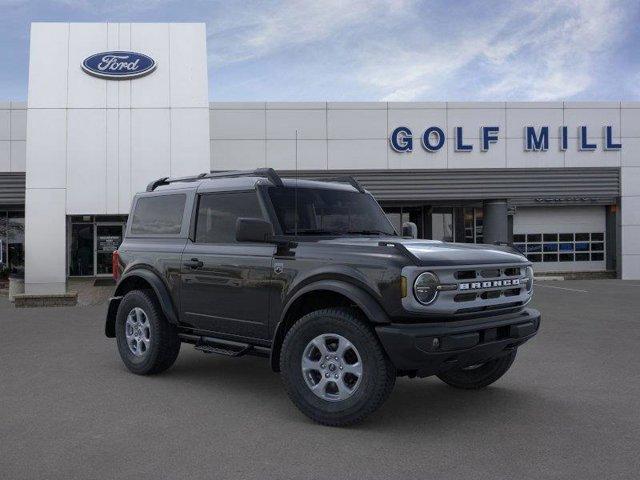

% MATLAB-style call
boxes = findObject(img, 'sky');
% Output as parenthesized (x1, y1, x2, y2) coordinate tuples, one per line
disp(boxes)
(0, 0, 639, 102)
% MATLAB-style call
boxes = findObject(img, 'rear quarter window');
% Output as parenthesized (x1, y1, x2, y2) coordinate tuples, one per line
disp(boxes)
(130, 194, 186, 235)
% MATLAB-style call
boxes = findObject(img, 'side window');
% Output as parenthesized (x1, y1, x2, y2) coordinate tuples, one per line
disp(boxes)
(195, 192, 264, 243)
(130, 194, 186, 235)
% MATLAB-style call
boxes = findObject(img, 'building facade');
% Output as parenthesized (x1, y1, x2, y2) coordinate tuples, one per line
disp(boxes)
(0, 22, 639, 295)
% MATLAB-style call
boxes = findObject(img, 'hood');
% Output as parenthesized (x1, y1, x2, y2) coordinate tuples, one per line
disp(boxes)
(317, 236, 527, 267)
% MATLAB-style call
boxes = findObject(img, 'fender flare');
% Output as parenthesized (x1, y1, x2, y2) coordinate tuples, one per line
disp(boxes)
(270, 279, 390, 371)
(106, 269, 179, 338)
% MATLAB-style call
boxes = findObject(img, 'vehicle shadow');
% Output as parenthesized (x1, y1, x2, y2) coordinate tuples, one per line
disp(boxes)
(157, 349, 561, 432)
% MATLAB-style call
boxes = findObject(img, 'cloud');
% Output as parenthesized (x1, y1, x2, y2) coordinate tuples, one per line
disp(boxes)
(358, 0, 629, 101)
(207, 0, 410, 66)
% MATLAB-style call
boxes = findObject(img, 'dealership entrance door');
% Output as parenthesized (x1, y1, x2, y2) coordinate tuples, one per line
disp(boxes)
(68, 216, 126, 277)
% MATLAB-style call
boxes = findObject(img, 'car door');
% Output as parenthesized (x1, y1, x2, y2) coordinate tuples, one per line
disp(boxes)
(180, 190, 275, 340)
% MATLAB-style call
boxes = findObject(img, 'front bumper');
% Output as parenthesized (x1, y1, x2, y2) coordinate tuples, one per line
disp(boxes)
(375, 308, 541, 377)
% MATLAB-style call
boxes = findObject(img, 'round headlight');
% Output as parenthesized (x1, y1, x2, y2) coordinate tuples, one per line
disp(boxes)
(414, 272, 440, 305)
(525, 266, 534, 292)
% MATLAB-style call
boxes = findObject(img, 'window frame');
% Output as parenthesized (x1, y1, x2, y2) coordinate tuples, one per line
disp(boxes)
(191, 189, 267, 245)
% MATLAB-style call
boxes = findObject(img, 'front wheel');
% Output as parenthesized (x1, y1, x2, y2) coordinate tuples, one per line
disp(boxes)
(279, 308, 395, 426)
(436, 351, 517, 389)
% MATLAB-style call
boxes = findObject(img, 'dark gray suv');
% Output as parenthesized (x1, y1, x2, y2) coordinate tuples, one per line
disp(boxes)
(105, 168, 540, 426)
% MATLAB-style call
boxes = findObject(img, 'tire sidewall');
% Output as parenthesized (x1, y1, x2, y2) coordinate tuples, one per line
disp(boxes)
(115, 290, 164, 374)
(281, 310, 390, 419)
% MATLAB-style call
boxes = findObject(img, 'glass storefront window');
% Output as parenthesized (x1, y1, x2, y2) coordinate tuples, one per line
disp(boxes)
(68, 216, 127, 277)
(0, 211, 25, 277)
(69, 224, 94, 276)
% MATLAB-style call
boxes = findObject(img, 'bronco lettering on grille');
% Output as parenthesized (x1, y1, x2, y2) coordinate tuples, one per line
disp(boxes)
(459, 278, 520, 290)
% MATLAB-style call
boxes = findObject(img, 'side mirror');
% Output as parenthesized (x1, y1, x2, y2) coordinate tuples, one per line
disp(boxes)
(236, 217, 274, 243)
(402, 221, 418, 239)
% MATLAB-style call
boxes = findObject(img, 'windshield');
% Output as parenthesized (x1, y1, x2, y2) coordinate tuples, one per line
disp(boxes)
(268, 187, 397, 236)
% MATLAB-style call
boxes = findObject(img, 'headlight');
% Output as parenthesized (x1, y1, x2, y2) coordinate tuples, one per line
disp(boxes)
(414, 272, 439, 305)
(524, 266, 534, 292)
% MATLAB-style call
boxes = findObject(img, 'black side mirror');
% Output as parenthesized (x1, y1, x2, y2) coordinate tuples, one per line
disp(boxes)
(402, 221, 418, 239)
(236, 217, 274, 243)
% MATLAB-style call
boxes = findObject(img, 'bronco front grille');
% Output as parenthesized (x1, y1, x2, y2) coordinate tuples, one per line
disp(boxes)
(401, 262, 532, 318)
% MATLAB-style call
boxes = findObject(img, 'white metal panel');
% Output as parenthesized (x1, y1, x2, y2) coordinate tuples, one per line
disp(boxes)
(28, 23, 69, 108)
(564, 107, 620, 138)
(447, 108, 506, 139)
(169, 23, 208, 108)
(0, 110, 9, 140)
(328, 140, 387, 169)
(621, 166, 640, 196)
(266, 139, 327, 170)
(106, 108, 119, 213)
(11, 141, 26, 172)
(564, 143, 620, 168)
(106, 23, 119, 108)
(130, 108, 171, 195)
(621, 254, 640, 279)
(446, 137, 506, 169)
(25, 109, 67, 189)
(621, 225, 640, 255)
(66, 109, 107, 214)
(130, 23, 170, 108)
(170, 108, 211, 177)
(0, 141, 9, 171)
(210, 109, 265, 140)
(328, 109, 386, 139)
(10, 109, 26, 141)
(621, 107, 640, 138)
(211, 140, 265, 170)
(24, 188, 67, 293)
(117, 109, 132, 213)
(506, 138, 565, 168)
(266, 109, 326, 140)
(621, 138, 640, 167)
(117, 23, 132, 109)
(388, 143, 445, 170)
(506, 108, 564, 138)
(67, 23, 108, 109)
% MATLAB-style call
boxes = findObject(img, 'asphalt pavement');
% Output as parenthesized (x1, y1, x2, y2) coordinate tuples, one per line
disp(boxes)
(1, 280, 639, 479)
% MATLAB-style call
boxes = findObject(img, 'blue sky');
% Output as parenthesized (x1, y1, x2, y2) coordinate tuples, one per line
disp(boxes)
(1, 0, 639, 101)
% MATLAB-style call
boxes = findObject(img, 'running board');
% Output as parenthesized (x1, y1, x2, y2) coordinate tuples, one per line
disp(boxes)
(179, 333, 270, 358)
(194, 343, 251, 357)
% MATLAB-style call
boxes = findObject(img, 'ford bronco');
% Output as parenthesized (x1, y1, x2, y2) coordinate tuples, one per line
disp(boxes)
(105, 168, 540, 426)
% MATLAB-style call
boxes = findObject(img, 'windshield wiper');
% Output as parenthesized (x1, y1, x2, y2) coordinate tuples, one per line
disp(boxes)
(346, 230, 395, 236)
(287, 229, 343, 235)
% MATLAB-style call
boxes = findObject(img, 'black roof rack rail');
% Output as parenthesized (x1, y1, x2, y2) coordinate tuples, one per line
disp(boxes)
(146, 168, 283, 192)
(300, 176, 366, 193)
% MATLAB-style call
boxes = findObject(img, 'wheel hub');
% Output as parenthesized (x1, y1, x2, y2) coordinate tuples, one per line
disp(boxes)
(301, 333, 363, 402)
(125, 307, 151, 357)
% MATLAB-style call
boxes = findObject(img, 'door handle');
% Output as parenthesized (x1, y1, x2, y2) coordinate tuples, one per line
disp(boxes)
(184, 258, 203, 269)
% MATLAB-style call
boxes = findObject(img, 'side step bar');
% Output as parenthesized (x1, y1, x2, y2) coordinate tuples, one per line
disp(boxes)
(179, 333, 270, 358)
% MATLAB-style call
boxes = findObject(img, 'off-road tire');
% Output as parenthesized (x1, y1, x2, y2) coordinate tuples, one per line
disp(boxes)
(115, 289, 181, 375)
(436, 350, 517, 389)
(280, 307, 396, 426)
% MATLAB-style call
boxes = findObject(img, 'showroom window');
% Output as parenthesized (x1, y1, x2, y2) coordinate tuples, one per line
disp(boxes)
(513, 232, 605, 263)
(0, 211, 25, 278)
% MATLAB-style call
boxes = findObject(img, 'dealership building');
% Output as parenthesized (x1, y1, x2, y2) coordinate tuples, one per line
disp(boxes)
(1, 22, 640, 295)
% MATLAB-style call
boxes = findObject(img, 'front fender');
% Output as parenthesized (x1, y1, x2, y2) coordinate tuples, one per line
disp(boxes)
(270, 279, 390, 371)
(280, 279, 390, 326)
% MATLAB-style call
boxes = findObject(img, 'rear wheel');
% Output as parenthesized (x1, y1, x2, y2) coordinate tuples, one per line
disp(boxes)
(436, 351, 517, 389)
(115, 289, 181, 375)
(280, 308, 395, 426)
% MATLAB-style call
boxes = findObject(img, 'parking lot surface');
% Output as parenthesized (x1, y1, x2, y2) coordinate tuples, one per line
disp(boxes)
(1, 280, 639, 479)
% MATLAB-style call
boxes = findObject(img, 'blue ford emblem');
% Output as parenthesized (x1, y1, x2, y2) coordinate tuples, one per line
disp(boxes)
(82, 51, 156, 80)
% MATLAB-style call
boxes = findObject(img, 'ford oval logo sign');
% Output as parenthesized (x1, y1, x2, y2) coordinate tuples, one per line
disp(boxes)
(82, 51, 156, 80)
